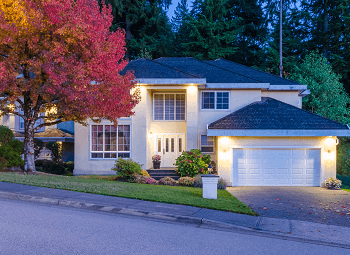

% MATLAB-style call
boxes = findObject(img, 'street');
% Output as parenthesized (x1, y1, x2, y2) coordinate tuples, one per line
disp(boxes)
(0, 199, 349, 255)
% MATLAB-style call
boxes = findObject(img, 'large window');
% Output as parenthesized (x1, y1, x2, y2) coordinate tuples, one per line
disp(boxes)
(201, 135, 214, 153)
(153, 93, 186, 121)
(202, 91, 229, 110)
(19, 109, 41, 129)
(90, 125, 130, 159)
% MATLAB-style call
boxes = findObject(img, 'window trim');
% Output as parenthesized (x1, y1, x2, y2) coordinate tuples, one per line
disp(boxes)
(89, 124, 131, 160)
(153, 93, 186, 121)
(201, 90, 230, 110)
(200, 135, 215, 154)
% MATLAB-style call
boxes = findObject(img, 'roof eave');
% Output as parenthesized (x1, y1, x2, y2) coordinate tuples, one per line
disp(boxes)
(136, 78, 206, 85)
(207, 129, 350, 137)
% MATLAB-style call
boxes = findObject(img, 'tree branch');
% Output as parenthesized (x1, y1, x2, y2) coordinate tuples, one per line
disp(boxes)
(34, 119, 63, 132)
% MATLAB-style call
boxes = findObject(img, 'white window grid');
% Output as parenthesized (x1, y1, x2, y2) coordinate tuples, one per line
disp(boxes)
(153, 93, 186, 121)
(90, 124, 131, 159)
(201, 91, 230, 110)
(200, 135, 215, 154)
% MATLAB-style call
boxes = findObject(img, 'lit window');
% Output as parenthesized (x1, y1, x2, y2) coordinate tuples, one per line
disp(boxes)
(201, 135, 214, 153)
(90, 125, 130, 159)
(202, 91, 229, 110)
(153, 93, 186, 120)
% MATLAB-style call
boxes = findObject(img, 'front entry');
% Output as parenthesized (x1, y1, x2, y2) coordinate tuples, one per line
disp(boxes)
(155, 134, 185, 167)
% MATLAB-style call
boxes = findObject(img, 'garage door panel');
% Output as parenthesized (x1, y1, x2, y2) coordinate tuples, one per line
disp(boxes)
(263, 168, 275, 174)
(232, 148, 320, 186)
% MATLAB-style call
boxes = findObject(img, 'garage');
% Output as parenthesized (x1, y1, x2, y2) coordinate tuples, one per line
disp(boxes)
(231, 148, 321, 186)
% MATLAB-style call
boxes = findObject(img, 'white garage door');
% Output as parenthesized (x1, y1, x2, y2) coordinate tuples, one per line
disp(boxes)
(232, 148, 320, 186)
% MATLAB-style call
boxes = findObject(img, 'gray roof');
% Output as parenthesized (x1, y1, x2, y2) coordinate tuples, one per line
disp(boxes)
(120, 58, 198, 79)
(205, 59, 301, 86)
(121, 57, 301, 85)
(208, 97, 348, 130)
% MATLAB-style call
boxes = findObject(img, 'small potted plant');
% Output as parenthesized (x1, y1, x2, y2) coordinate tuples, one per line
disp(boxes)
(152, 155, 161, 169)
(325, 177, 342, 189)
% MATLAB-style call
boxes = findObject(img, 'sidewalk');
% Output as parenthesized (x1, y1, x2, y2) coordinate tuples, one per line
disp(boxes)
(1, 181, 349, 248)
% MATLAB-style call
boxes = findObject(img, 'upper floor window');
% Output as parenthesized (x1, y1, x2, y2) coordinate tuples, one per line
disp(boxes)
(153, 93, 186, 121)
(202, 91, 229, 110)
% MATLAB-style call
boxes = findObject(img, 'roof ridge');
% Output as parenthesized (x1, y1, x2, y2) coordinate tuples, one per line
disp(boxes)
(150, 58, 201, 78)
(262, 97, 348, 127)
(215, 59, 302, 85)
(196, 59, 266, 83)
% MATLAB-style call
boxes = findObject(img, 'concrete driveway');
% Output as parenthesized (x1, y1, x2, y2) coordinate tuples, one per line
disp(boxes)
(227, 187, 350, 227)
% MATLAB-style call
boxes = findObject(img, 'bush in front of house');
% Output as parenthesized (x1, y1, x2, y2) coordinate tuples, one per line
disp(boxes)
(174, 149, 211, 177)
(111, 157, 143, 179)
(217, 177, 227, 190)
(0, 126, 24, 170)
(178, 177, 194, 186)
(46, 141, 63, 162)
(158, 176, 177, 186)
(35, 160, 73, 175)
(193, 175, 203, 188)
(141, 170, 150, 177)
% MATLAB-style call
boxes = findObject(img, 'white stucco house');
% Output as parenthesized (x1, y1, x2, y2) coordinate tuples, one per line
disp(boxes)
(73, 57, 350, 187)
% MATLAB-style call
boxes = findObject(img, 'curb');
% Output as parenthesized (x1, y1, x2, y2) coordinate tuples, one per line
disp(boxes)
(1, 191, 350, 249)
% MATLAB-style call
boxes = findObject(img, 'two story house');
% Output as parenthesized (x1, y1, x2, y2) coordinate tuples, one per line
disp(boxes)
(74, 57, 350, 187)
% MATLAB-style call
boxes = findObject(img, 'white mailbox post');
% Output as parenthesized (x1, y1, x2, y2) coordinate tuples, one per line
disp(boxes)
(202, 174, 219, 199)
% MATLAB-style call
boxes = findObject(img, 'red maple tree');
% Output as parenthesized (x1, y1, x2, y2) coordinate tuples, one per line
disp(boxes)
(0, 0, 140, 171)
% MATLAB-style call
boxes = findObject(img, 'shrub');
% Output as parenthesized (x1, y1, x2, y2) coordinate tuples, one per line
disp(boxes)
(337, 174, 350, 187)
(46, 141, 63, 162)
(325, 177, 342, 189)
(145, 177, 157, 185)
(158, 176, 177, 186)
(34, 139, 44, 160)
(111, 158, 143, 179)
(174, 149, 211, 177)
(34, 160, 66, 175)
(178, 177, 194, 186)
(0, 140, 24, 168)
(133, 175, 147, 184)
(63, 161, 74, 173)
(141, 170, 150, 177)
(0, 125, 14, 145)
(217, 177, 227, 190)
(193, 175, 203, 188)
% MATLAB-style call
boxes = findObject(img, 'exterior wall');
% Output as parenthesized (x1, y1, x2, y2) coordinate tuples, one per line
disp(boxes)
(261, 91, 301, 108)
(216, 136, 337, 187)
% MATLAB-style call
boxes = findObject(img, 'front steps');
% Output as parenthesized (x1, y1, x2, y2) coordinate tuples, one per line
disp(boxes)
(147, 168, 180, 180)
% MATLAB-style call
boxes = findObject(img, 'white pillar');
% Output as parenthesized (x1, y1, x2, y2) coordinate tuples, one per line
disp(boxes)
(202, 175, 219, 199)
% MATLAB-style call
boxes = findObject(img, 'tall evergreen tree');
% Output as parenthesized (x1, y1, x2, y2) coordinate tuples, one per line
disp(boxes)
(171, 0, 191, 56)
(182, 0, 241, 60)
(299, 0, 350, 93)
(100, 0, 174, 59)
(224, 0, 267, 66)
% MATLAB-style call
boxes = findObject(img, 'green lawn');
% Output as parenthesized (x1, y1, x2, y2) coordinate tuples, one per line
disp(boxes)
(0, 173, 257, 216)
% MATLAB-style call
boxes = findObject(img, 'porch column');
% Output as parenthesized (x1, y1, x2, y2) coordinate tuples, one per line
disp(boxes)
(186, 85, 198, 150)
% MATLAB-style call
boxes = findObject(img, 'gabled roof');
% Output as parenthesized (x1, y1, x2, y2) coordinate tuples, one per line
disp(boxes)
(205, 59, 301, 86)
(208, 97, 348, 130)
(153, 57, 261, 83)
(120, 58, 198, 79)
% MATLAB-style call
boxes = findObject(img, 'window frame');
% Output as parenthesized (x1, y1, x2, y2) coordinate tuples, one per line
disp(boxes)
(201, 90, 230, 110)
(89, 124, 131, 160)
(19, 109, 41, 130)
(200, 135, 215, 154)
(153, 93, 186, 121)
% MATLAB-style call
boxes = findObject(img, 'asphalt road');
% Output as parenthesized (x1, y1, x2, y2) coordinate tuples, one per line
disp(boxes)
(0, 199, 349, 255)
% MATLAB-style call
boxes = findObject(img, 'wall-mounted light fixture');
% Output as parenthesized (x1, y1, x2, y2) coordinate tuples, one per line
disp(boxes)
(148, 132, 153, 139)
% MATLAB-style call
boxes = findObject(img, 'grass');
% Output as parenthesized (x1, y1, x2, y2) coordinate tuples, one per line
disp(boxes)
(0, 172, 257, 216)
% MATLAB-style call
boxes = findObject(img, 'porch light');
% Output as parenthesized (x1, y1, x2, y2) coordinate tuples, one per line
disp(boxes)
(148, 132, 153, 139)
(208, 164, 213, 174)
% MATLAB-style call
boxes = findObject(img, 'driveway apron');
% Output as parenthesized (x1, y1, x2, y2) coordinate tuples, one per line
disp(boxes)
(227, 187, 350, 227)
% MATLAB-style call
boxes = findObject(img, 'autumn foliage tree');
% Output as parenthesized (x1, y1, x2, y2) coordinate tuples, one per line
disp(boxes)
(0, 0, 140, 172)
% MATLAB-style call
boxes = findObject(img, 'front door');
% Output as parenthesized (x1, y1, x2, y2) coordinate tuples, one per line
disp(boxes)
(155, 134, 185, 167)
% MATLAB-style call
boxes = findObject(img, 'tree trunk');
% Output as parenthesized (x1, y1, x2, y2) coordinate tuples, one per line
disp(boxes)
(24, 123, 36, 172)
